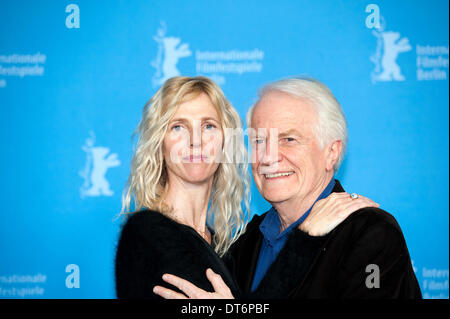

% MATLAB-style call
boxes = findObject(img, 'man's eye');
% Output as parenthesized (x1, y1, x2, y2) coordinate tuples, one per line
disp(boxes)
(284, 137, 295, 142)
(254, 139, 265, 145)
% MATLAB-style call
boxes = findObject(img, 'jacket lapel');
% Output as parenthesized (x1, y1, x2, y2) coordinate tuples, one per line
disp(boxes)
(242, 180, 346, 295)
(290, 179, 346, 296)
(234, 213, 265, 293)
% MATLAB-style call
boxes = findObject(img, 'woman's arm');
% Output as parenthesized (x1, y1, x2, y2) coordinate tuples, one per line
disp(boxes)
(115, 215, 159, 299)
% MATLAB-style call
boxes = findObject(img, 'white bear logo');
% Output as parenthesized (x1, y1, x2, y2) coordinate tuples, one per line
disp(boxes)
(371, 18, 412, 82)
(151, 22, 192, 87)
(79, 131, 121, 198)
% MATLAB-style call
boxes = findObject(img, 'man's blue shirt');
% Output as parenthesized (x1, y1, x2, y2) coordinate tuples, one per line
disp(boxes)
(250, 178, 336, 292)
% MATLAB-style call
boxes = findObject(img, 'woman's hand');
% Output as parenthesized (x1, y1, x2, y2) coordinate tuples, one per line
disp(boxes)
(299, 192, 379, 236)
(153, 268, 234, 299)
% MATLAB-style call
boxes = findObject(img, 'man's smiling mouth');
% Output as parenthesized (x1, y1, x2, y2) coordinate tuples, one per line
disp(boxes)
(264, 171, 295, 179)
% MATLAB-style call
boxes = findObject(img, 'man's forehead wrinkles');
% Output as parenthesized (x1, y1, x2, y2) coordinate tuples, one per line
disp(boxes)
(252, 116, 302, 126)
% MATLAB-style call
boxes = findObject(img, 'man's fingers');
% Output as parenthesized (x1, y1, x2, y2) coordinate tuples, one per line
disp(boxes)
(153, 285, 188, 299)
(161, 274, 207, 298)
(206, 269, 231, 295)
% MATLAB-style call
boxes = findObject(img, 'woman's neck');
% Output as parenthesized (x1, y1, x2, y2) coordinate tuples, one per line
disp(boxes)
(163, 176, 213, 242)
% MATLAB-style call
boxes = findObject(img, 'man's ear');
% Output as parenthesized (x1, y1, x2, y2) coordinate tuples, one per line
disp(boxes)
(325, 140, 342, 172)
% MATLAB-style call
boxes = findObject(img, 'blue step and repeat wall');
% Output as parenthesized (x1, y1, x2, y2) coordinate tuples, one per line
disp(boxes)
(0, 1, 448, 299)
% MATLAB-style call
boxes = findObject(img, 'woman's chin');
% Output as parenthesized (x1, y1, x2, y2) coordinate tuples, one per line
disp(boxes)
(182, 171, 215, 185)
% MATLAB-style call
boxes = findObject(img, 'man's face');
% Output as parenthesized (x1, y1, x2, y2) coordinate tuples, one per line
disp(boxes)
(250, 90, 333, 208)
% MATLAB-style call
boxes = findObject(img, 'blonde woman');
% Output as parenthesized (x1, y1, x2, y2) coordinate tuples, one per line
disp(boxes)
(115, 76, 250, 298)
(115, 76, 378, 299)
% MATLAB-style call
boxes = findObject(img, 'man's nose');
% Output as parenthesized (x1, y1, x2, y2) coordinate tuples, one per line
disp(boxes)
(260, 138, 279, 166)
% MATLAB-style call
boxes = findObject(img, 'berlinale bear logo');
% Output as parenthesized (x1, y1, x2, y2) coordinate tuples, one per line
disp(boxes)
(151, 22, 192, 88)
(366, 5, 412, 82)
(79, 131, 121, 198)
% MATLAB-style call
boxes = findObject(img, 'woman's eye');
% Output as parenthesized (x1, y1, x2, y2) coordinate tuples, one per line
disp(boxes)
(204, 123, 216, 130)
(172, 125, 183, 131)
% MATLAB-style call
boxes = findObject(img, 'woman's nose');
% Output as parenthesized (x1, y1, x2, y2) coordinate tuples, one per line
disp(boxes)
(189, 122, 202, 148)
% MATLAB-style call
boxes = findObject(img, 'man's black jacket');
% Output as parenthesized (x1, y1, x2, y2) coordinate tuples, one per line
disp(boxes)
(223, 180, 422, 299)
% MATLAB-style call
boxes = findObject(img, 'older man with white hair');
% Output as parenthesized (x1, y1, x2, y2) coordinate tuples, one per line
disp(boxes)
(154, 77, 422, 299)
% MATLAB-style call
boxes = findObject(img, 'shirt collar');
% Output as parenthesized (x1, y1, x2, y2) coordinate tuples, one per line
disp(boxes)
(259, 178, 336, 242)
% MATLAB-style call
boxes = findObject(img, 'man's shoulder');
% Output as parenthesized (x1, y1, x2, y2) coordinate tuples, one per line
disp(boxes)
(333, 206, 406, 244)
(343, 206, 401, 228)
(331, 181, 402, 233)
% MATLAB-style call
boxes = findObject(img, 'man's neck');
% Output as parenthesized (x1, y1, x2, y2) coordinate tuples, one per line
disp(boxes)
(273, 176, 334, 233)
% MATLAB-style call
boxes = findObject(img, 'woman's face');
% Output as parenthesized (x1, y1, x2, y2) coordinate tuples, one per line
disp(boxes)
(163, 93, 224, 186)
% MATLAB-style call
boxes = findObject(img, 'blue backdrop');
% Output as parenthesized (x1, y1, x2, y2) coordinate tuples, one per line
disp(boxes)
(0, 0, 448, 299)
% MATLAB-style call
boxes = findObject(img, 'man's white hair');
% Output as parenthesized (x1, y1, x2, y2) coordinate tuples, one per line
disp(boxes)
(247, 77, 348, 172)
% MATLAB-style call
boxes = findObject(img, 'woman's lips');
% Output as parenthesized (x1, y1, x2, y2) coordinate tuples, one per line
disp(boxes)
(182, 155, 209, 162)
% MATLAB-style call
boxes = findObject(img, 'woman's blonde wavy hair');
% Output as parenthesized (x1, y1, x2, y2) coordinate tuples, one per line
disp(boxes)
(121, 76, 250, 257)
